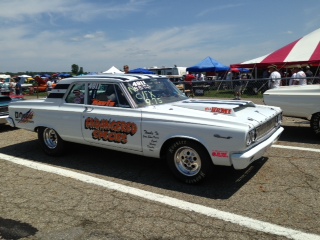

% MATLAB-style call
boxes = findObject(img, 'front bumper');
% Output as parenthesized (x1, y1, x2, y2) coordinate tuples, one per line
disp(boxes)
(0, 115, 8, 124)
(231, 127, 284, 169)
(6, 117, 15, 127)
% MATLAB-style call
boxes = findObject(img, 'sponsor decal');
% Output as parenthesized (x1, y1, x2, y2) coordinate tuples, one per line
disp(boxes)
(15, 109, 34, 123)
(212, 150, 229, 158)
(92, 99, 116, 107)
(88, 83, 101, 90)
(142, 130, 160, 151)
(127, 81, 163, 105)
(205, 107, 232, 114)
(85, 117, 137, 144)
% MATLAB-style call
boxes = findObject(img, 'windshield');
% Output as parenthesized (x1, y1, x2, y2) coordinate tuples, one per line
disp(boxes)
(124, 77, 188, 107)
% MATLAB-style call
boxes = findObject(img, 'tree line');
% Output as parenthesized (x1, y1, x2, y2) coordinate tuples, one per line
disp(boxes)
(3, 64, 85, 77)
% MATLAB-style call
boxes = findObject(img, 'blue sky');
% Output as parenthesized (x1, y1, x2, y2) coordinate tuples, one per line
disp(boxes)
(1, 0, 320, 73)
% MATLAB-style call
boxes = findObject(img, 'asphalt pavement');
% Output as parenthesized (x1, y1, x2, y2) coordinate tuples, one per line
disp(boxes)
(0, 94, 318, 240)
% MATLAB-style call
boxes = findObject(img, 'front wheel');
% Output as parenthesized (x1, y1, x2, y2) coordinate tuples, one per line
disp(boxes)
(310, 112, 320, 137)
(38, 127, 65, 156)
(166, 139, 213, 184)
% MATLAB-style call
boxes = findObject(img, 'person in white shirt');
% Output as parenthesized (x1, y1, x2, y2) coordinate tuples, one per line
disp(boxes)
(267, 65, 281, 89)
(294, 65, 307, 85)
(289, 67, 298, 85)
(47, 79, 53, 91)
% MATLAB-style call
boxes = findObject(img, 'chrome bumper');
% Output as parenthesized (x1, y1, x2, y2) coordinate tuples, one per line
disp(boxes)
(231, 127, 284, 170)
(6, 117, 15, 127)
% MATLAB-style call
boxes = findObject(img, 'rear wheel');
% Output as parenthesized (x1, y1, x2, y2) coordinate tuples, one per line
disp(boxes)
(310, 112, 320, 137)
(38, 127, 65, 156)
(166, 139, 213, 184)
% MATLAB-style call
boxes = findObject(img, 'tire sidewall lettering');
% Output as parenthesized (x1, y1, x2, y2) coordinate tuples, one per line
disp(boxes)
(311, 113, 320, 134)
(168, 140, 187, 153)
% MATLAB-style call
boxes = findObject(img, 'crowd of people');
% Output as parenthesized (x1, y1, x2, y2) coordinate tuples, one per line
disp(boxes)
(180, 64, 318, 100)
(267, 64, 315, 89)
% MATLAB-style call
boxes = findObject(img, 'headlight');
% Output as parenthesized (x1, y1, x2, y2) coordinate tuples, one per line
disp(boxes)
(246, 128, 257, 146)
(274, 113, 282, 126)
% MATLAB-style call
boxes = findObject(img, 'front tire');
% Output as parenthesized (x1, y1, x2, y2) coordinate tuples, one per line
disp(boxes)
(310, 112, 320, 137)
(38, 127, 65, 156)
(166, 139, 213, 184)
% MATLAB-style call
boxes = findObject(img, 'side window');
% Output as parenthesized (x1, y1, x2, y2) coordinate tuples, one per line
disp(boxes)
(114, 85, 130, 107)
(65, 83, 85, 104)
(88, 83, 130, 108)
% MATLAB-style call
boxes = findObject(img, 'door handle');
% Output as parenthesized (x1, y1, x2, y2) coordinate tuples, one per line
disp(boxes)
(85, 106, 94, 112)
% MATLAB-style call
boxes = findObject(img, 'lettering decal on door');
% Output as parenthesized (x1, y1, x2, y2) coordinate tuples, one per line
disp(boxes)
(142, 130, 159, 151)
(84, 117, 137, 144)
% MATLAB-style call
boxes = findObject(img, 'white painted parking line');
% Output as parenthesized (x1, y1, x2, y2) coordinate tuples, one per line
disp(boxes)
(273, 144, 320, 153)
(0, 153, 319, 240)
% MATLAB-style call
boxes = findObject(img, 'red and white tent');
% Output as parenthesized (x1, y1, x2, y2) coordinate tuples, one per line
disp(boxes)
(231, 28, 320, 69)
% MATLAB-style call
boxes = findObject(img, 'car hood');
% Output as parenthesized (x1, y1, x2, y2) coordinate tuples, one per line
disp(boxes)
(0, 96, 24, 109)
(143, 98, 281, 129)
(34, 77, 47, 85)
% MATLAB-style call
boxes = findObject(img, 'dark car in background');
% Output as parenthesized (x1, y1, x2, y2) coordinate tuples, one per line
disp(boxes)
(0, 95, 24, 124)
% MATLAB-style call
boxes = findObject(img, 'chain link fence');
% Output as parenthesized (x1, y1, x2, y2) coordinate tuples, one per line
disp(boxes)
(173, 77, 320, 98)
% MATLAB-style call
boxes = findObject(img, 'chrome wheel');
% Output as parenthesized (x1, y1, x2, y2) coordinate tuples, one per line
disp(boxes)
(43, 128, 58, 149)
(174, 146, 201, 177)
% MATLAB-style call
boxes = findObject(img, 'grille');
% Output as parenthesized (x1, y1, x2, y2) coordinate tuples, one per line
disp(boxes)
(256, 115, 279, 140)
(0, 106, 8, 114)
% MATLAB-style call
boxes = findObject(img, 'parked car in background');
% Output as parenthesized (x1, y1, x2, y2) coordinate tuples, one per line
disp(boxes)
(0, 95, 24, 124)
(32, 76, 48, 92)
(0, 81, 11, 96)
(7, 74, 283, 183)
(263, 84, 320, 137)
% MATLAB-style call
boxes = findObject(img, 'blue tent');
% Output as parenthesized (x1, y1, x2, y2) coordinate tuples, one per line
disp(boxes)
(129, 68, 155, 74)
(186, 56, 230, 72)
(58, 73, 72, 78)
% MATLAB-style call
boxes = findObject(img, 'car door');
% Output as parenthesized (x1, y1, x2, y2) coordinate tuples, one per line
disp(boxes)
(81, 82, 142, 152)
(57, 82, 88, 143)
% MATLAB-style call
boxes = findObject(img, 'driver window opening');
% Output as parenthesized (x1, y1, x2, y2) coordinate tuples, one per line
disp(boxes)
(89, 83, 130, 108)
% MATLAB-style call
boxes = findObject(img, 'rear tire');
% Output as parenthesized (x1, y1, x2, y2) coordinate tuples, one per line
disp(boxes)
(310, 112, 320, 137)
(38, 127, 65, 156)
(166, 139, 213, 184)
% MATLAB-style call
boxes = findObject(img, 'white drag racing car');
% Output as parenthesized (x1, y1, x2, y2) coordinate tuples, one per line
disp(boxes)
(7, 74, 283, 183)
(263, 84, 320, 138)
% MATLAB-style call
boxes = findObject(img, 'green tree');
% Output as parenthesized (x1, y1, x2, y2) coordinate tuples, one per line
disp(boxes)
(71, 64, 79, 75)
(78, 67, 84, 75)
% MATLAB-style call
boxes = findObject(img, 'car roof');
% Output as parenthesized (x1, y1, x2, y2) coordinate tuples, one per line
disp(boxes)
(58, 74, 167, 85)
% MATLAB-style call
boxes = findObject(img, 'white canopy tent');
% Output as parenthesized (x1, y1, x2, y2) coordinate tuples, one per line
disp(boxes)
(102, 66, 123, 74)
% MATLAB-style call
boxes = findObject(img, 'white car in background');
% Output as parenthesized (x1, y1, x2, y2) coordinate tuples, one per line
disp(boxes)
(7, 74, 283, 184)
(263, 84, 320, 137)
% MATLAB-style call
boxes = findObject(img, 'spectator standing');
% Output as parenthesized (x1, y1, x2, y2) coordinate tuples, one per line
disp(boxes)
(262, 69, 270, 79)
(233, 73, 242, 100)
(9, 78, 16, 94)
(123, 65, 129, 74)
(47, 79, 53, 92)
(15, 79, 22, 95)
(267, 65, 281, 89)
(293, 65, 307, 85)
(199, 73, 205, 81)
(185, 72, 195, 91)
(226, 71, 233, 89)
(289, 67, 298, 85)
(305, 66, 313, 84)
